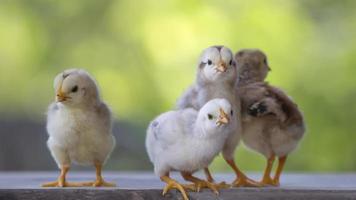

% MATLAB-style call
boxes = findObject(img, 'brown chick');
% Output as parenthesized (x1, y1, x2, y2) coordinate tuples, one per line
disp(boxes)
(235, 49, 305, 186)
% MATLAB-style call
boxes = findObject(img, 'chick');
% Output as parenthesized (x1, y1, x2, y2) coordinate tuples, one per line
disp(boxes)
(146, 99, 236, 200)
(177, 46, 259, 187)
(177, 46, 237, 110)
(235, 49, 305, 186)
(42, 69, 116, 187)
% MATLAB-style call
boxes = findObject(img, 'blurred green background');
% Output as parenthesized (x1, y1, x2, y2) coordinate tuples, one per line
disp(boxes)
(0, 0, 355, 172)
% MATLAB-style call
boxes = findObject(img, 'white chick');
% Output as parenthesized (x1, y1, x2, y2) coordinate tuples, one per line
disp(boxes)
(177, 46, 259, 187)
(42, 69, 116, 187)
(177, 46, 237, 110)
(235, 49, 305, 186)
(146, 99, 236, 200)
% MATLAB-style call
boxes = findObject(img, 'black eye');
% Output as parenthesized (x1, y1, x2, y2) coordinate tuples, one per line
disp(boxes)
(229, 60, 232, 65)
(207, 60, 212, 65)
(263, 58, 267, 65)
(207, 114, 213, 120)
(231, 110, 233, 116)
(71, 85, 78, 93)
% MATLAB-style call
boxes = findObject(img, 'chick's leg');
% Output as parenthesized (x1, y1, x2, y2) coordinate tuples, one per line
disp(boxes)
(42, 165, 84, 187)
(58, 162, 116, 187)
(225, 159, 262, 187)
(91, 162, 116, 187)
(161, 173, 189, 200)
(260, 155, 275, 185)
(204, 167, 230, 189)
(204, 168, 214, 183)
(181, 171, 219, 195)
(272, 156, 287, 186)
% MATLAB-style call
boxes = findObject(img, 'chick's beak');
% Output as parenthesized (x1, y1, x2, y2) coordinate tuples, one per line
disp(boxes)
(216, 108, 230, 126)
(56, 85, 68, 102)
(216, 61, 227, 72)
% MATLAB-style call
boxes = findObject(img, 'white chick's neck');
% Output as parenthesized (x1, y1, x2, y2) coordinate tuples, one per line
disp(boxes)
(192, 121, 206, 139)
(56, 97, 101, 112)
(193, 112, 225, 140)
(197, 80, 235, 98)
(196, 71, 236, 89)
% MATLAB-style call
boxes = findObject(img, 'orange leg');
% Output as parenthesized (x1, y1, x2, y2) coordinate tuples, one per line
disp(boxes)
(203, 167, 231, 189)
(260, 155, 275, 185)
(272, 156, 287, 186)
(92, 162, 116, 187)
(204, 168, 214, 183)
(56, 162, 116, 187)
(161, 173, 190, 200)
(42, 165, 86, 187)
(225, 159, 262, 187)
(181, 172, 219, 195)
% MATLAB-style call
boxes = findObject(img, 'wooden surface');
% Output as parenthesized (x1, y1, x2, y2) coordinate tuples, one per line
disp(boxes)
(1, 172, 356, 200)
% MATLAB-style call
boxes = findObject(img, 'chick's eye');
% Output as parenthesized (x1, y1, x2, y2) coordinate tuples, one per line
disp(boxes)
(229, 60, 233, 65)
(71, 85, 78, 93)
(207, 114, 213, 120)
(263, 58, 267, 65)
(207, 60, 212, 65)
(231, 110, 233, 116)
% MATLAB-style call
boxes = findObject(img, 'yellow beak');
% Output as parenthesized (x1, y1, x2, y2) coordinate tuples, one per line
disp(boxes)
(216, 108, 230, 126)
(56, 83, 68, 102)
(216, 61, 227, 72)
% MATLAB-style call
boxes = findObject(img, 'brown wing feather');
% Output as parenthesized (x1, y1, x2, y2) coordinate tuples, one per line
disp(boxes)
(264, 84, 304, 126)
(238, 82, 304, 126)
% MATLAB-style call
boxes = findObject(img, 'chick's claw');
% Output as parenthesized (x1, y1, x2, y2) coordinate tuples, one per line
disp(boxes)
(42, 180, 91, 187)
(162, 180, 189, 200)
(182, 183, 197, 191)
(260, 176, 275, 186)
(42, 181, 62, 187)
(272, 178, 280, 186)
(93, 179, 116, 187)
(192, 180, 219, 195)
(214, 181, 231, 189)
(232, 176, 263, 187)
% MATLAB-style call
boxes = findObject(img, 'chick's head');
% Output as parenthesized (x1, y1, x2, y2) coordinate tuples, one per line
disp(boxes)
(53, 69, 99, 107)
(235, 49, 270, 83)
(198, 46, 237, 83)
(197, 98, 236, 138)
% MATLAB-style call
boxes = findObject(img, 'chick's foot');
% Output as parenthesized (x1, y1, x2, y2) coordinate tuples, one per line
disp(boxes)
(161, 175, 190, 200)
(232, 175, 263, 187)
